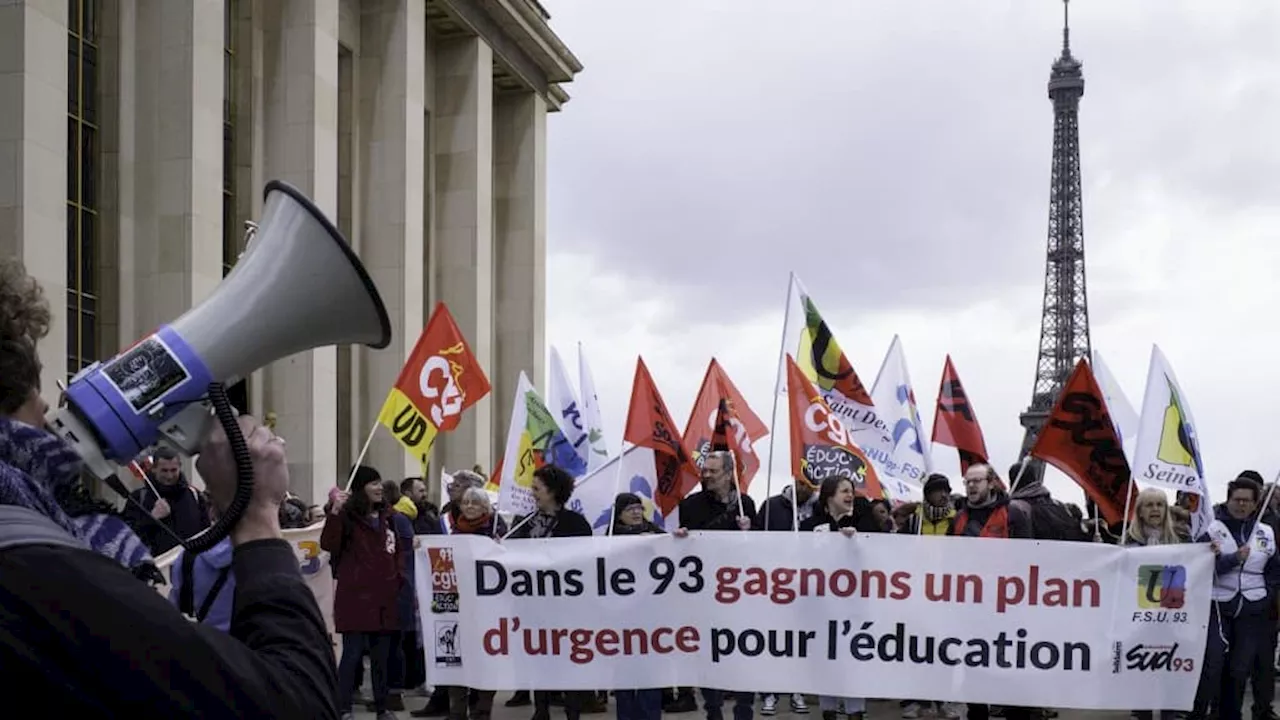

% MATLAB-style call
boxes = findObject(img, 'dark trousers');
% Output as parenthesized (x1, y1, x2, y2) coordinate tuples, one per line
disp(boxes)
(386, 630, 406, 690)
(339, 631, 395, 713)
(450, 687, 495, 720)
(701, 689, 754, 720)
(402, 629, 426, 690)
(617, 689, 663, 720)
(1251, 617, 1278, 719)
(537, 690, 587, 720)
(968, 706, 1030, 720)
(1196, 600, 1271, 720)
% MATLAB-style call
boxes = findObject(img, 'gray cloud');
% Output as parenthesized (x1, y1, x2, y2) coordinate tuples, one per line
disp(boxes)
(543, 0, 1280, 324)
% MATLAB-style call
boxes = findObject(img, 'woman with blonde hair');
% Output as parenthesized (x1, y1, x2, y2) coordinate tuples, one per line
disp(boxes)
(1123, 488, 1186, 720)
(1124, 488, 1185, 547)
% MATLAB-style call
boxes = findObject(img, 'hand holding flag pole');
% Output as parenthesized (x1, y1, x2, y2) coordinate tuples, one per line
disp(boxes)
(726, 449, 748, 529)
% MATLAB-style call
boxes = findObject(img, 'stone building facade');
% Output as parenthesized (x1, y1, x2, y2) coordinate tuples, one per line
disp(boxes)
(0, 0, 581, 503)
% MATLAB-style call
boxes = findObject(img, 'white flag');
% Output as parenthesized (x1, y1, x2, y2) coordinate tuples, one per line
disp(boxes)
(1131, 345, 1212, 537)
(1090, 349, 1140, 462)
(578, 343, 611, 471)
(547, 346, 590, 466)
(564, 445, 668, 535)
(497, 373, 586, 516)
(776, 273, 890, 457)
(869, 334, 931, 494)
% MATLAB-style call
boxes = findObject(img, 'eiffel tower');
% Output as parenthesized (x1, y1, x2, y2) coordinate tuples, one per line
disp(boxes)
(1017, 0, 1092, 485)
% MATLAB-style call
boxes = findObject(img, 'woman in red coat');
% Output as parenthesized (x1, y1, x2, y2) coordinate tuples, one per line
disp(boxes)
(321, 465, 406, 720)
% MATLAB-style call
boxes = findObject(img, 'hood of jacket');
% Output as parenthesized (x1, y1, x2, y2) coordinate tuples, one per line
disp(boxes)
(393, 496, 419, 520)
(1010, 476, 1050, 502)
(201, 535, 235, 570)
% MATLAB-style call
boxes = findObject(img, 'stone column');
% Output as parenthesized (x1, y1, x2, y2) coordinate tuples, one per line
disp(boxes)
(493, 91, 547, 459)
(128, 0, 226, 335)
(432, 35, 493, 475)
(0, 1, 69, 392)
(357, 0, 426, 481)
(261, 0, 340, 504)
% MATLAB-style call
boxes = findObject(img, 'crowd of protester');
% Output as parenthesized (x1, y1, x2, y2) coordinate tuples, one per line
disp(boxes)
(121, 445, 1280, 720)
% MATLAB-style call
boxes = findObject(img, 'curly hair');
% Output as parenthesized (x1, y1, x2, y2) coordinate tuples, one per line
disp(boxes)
(0, 258, 51, 414)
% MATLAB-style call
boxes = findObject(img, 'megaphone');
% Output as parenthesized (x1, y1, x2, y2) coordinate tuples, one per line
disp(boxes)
(47, 181, 391, 553)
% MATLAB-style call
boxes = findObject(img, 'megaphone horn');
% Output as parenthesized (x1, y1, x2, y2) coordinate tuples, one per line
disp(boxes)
(48, 181, 391, 552)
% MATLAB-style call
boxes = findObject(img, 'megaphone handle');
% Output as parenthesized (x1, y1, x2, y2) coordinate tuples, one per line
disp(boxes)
(182, 382, 254, 555)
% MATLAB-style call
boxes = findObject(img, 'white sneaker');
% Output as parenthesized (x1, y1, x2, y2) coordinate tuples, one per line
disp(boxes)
(791, 694, 809, 714)
(939, 703, 962, 720)
(902, 703, 923, 719)
(761, 695, 778, 716)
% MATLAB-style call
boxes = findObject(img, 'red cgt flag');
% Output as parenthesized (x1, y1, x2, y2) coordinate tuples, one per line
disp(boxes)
(931, 355, 989, 473)
(1030, 359, 1138, 526)
(681, 359, 768, 494)
(623, 358, 699, 518)
(786, 354, 884, 499)
(377, 302, 491, 466)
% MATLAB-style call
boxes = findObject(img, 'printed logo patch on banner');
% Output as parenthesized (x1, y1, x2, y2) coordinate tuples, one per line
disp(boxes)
(435, 620, 462, 667)
(1136, 564, 1186, 609)
(429, 547, 460, 613)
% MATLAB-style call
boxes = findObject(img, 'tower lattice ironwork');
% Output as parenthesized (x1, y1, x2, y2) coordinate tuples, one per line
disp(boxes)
(1018, 0, 1091, 474)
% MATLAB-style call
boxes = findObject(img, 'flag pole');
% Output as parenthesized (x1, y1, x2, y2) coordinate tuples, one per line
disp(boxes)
(343, 420, 381, 491)
(1008, 455, 1032, 495)
(762, 272, 797, 531)
(605, 442, 631, 536)
(727, 449, 747, 526)
(1249, 470, 1280, 538)
(1118, 474, 1136, 545)
(501, 472, 606, 541)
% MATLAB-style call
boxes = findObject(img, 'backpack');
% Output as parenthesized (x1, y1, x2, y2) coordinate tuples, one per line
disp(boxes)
(1013, 496, 1089, 542)
(178, 550, 233, 623)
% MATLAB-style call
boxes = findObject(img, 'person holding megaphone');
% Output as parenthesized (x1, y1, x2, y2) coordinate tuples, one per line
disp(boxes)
(0, 258, 338, 717)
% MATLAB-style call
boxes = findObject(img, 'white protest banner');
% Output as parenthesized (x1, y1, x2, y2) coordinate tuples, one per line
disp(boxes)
(419, 533, 1211, 710)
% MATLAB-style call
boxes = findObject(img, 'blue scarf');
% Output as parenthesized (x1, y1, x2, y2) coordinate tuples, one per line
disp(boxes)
(0, 416, 154, 571)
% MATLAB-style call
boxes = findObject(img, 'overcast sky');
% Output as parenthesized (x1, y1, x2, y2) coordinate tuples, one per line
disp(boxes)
(538, 0, 1280, 506)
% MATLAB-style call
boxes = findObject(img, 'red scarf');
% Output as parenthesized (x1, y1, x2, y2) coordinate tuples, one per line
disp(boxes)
(455, 512, 492, 535)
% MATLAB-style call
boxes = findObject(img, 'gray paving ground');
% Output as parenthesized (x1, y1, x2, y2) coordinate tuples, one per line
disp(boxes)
(350, 694, 1137, 720)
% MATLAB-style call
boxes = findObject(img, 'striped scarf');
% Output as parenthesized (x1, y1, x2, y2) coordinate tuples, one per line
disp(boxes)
(0, 417, 154, 571)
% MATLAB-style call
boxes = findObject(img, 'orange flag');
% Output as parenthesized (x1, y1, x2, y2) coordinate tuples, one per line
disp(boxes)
(1030, 358, 1138, 526)
(624, 358, 699, 519)
(931, 355, 989, 473)
(785, 354, 884, 499)
(377, 302, 490, 465)
(681, 359, 768, 494)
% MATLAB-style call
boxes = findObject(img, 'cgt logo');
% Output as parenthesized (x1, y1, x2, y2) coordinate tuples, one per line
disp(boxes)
(1136, 564, 1186, 609)
(428, 548, 457, 592)
(428, 547, 460, 613)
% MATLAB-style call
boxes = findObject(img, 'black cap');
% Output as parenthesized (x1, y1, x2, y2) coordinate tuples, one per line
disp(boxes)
(923, 473, 951, 495)
(1238, 470, 1265, 484)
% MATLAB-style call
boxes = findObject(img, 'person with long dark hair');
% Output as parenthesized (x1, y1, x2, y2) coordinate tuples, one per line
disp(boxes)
(322, 465, 407, 720)
(508, 464, 594, 720)
(800, 475, 882, 720)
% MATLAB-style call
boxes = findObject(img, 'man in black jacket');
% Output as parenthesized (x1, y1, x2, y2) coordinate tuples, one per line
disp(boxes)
(122, 446, 212, 554)
(675, 451, 756, 720)
(677, 451, 756, 533)
(0, 414, 338, 718)
(0, 251, 335, 717)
